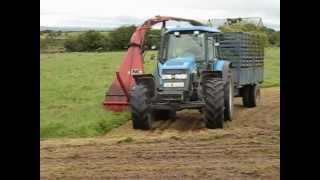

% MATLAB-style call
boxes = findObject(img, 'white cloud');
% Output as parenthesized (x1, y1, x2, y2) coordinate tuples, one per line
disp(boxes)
(40, 0, 280, 30)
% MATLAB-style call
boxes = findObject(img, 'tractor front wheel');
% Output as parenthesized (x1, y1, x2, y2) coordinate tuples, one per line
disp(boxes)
(202, 78, 225, 129)
(130, 84, 153, 130)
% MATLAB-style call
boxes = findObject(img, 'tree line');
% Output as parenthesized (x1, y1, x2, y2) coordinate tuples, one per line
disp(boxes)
(40, 23, 279, 53)
(64, 26, 161, 52)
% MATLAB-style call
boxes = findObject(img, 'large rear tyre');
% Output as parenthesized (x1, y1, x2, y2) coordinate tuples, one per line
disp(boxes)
(130, 84, 153, 130)
(202, 78, 225, 129)
(224, 78, 234, 121)
(242, 84, 261, 108)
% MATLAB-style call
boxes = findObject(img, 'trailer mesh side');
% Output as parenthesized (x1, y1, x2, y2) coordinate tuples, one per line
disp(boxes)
(219, 32, 264, 86)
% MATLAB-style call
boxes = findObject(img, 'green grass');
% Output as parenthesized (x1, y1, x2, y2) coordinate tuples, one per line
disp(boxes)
(40, 48, 279, 139)
(262, 47, 280, 87)
(41, 52, 123, 139)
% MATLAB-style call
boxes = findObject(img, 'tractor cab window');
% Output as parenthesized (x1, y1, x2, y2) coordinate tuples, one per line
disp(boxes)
(164, 31, 205, 61)
(207, 36, 214, 61)
(207, 36, 219, 61)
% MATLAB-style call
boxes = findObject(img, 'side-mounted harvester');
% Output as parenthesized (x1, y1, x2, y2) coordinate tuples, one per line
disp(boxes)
(103, 16, 264, 129)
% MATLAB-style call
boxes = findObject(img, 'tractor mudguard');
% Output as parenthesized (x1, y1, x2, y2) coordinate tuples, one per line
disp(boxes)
(201, 70, 223, 81)
(213, 60, 232, 83)
(132, 74, 155, 98)
(222, 61, 232, 82)
(201, 71, 222, 80)
(199, 70, 223, 100)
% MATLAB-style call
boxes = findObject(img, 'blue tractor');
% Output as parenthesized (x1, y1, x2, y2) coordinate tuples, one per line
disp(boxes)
(130, 26, 264, 130)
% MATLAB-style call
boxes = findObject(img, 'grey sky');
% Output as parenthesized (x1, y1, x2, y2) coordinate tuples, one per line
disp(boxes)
(40, 0, 280, 30)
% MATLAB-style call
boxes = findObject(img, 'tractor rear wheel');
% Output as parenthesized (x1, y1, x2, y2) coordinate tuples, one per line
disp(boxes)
(202, 78, 225, 129)
(242, 84, 261, 107)
(130, 84, 153, 130)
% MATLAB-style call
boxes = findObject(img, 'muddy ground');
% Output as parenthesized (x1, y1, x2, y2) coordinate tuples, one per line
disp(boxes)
(41, 87, 280, 180)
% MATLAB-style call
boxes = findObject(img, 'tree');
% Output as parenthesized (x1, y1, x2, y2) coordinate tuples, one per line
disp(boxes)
(64, 37, 82, 52)
(47, 31, 60, 39)
(108, 25, 136, 50)
(268, 31, 280, 46)
(77, 31, 106, 51)
(42, 30, 53, 33)
(64, 31, 108, 52)
(101, 36, 112, 51)
(40, 38, 50, 52)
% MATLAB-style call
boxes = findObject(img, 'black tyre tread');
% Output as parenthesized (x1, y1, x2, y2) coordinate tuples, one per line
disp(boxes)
(242, 85, 251, 107)
(130, 85, 152, 130)
(242, 85, 258, 108)
(202, 78, 225, 129)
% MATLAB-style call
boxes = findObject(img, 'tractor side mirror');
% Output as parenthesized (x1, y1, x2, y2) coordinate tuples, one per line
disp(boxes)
(193, 30, 200, 37)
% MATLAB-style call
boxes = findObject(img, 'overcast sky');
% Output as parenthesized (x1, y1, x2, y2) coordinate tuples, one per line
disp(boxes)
(40, 0, 280, 30)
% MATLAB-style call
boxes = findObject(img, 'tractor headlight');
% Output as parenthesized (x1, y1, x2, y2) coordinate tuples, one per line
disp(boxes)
(174, 74, 188, 79)
(161, 74, 173, 79)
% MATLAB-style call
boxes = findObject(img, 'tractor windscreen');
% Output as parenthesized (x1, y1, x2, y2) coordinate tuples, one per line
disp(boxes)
(163, 31, 205, 61)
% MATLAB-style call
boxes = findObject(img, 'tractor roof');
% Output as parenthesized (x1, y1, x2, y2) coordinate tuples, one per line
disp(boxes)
(166, 26, 220, 33)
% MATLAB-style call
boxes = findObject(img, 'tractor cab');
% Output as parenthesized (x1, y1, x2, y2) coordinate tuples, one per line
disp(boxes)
(155, 26, 222, 97)
(159, 26, 221, 64)
(157, 26, 222, 79)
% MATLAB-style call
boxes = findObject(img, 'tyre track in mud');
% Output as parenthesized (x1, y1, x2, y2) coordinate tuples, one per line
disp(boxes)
(41, 87, 280, 179)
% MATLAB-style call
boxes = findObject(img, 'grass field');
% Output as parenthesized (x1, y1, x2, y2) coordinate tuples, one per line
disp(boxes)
(263, 47, 280, 87)
(40, 47, 279, 139)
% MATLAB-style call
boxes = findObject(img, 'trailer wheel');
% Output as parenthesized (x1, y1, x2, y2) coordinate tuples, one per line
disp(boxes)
(153, 110, 176, 120)
(130, 84, 153, 130)
(224, 78, 234, 121)
(202, 78, 224, 129)
(242, 84, 261, 107)
(252, 85, 261, 106)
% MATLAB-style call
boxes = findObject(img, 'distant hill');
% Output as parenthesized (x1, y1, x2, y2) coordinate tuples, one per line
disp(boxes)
(40, 26, 114, 32)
